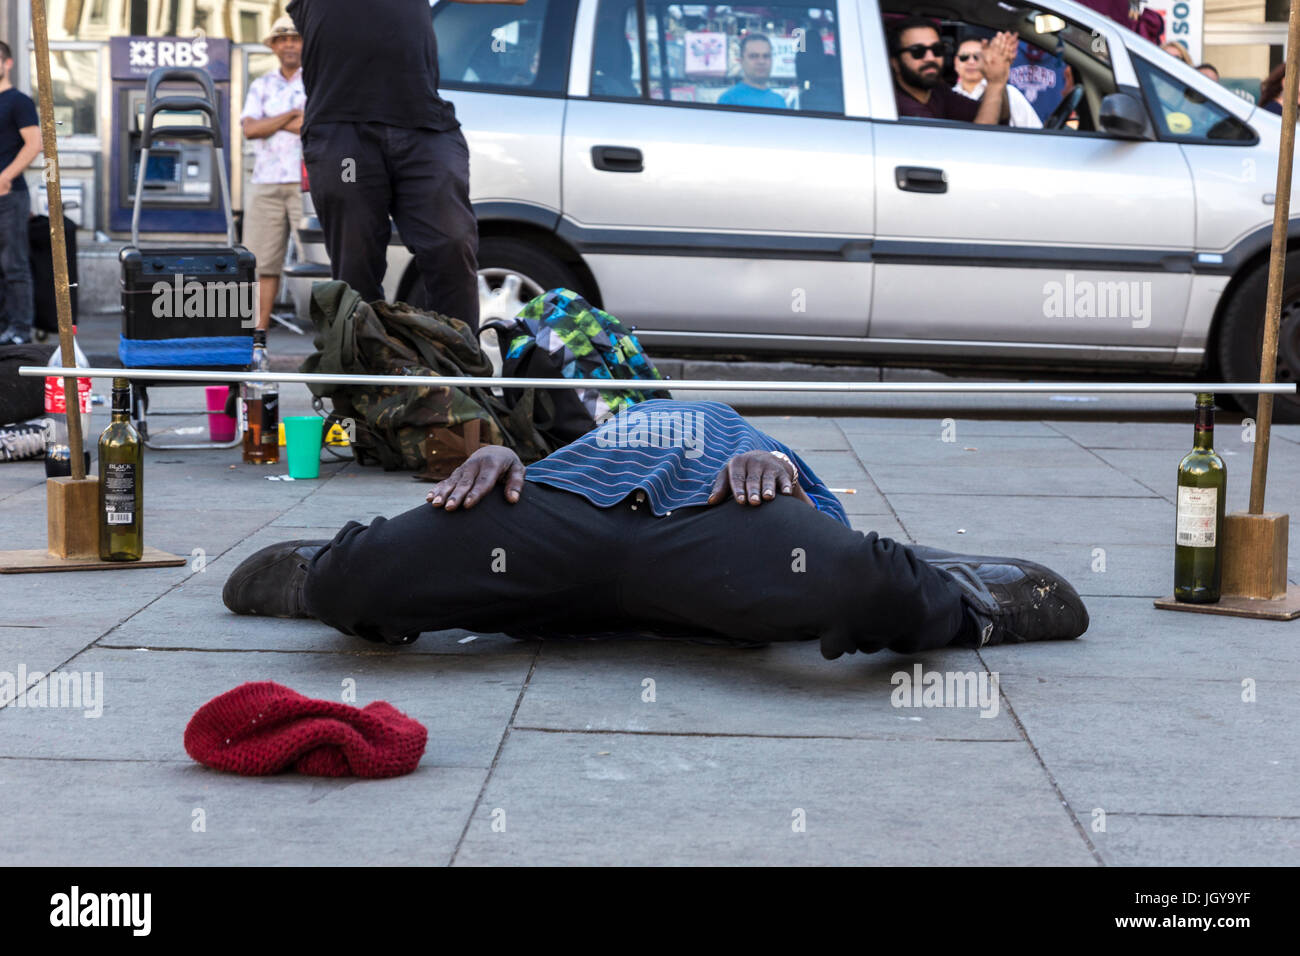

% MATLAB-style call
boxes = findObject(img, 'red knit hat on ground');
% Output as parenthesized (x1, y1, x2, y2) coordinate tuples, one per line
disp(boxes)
(184, 681, 427, 778)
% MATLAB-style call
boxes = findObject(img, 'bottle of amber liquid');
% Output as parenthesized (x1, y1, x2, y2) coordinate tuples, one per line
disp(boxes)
(241, 330, 279, 464)
(98, 377, 143, 561)
(1174, 392, 1226, 603)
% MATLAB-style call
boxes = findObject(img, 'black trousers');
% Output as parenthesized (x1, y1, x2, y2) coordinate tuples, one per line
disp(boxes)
(303, 483, 973, 659)
(302, 121, 479, 331)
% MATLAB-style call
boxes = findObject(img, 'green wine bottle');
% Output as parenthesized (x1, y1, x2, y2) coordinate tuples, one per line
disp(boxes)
(1174, 392, 1225, 603)
(99, 377, 143, 562)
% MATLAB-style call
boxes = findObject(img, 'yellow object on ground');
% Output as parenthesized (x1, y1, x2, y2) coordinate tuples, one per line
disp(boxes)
(278, 420, 346, 446)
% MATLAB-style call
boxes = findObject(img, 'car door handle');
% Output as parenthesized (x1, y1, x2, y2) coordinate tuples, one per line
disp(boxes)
(895, 166, 947, 193)
(592, 145, 644, 173)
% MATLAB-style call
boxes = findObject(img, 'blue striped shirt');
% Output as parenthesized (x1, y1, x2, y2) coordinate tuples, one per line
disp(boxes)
(525, 400, 849, 526)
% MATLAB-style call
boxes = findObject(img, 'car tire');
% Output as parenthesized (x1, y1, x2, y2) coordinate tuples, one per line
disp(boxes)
(398, 237, 584, 315)
(1217, 253, 1300, 424)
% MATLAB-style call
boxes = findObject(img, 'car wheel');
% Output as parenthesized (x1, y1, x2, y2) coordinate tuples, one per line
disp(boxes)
(1217, 253, 1300, 424)
(400, 237, 584, 373)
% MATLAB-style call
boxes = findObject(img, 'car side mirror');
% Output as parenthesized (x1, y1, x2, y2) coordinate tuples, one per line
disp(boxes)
(1099, 92, 1153, 139)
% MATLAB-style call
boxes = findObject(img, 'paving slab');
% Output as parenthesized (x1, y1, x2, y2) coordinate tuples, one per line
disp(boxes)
(1047, 420, 1206, 450)
(745, 418, 849, 451)
(836, 417, 1062, 437)
(452, 731, 1095, 865)
(0, 625, 101, 708)
(515, 641, 1016, 740)
(5, 395, 1299, 866)
(268, 494, 417, 529)
(985, 595, 1300, 681)
(837, 486, 894, 515)
(1, 564, 194, 628)
(0, 757, 485, 866)
(1079, 813, 1300, 866)
(998, 673, 1299, 817)
(887, 493, 1172, 547)
(1092, 447, 1300, 516)
(0, 646, 533, 770)
(845, 434, 1099, 470)
(867, 463, 1155, 498)
(114, 577, 536, 657)
(846, 513, 910, 541)
(780, 449, 869, 484)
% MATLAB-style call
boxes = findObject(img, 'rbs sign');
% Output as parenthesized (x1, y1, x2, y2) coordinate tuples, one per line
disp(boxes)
(109, 36, 232, 81)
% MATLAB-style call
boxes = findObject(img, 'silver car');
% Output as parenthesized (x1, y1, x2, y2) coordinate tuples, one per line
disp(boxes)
(290, 0, 1300, 421)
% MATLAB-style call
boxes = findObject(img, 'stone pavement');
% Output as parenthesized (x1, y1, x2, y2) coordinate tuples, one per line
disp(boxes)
(2, 373, 1298, 865)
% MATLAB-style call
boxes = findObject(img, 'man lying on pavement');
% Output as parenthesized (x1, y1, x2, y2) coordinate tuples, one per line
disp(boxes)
(223, 400, 1088, 657)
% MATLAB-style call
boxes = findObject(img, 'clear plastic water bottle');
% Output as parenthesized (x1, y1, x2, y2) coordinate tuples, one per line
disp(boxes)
(43, 325, 94, 478)
(240, 330, 279, 464)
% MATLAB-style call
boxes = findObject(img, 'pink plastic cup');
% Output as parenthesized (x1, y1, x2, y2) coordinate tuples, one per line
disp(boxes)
(205, 385, 238, 442)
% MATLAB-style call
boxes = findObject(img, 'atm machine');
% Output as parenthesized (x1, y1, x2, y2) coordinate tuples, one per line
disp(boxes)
(108, 36, 233, 236)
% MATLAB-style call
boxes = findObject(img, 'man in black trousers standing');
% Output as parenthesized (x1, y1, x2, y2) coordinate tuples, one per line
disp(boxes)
(287, 0, 519, 331)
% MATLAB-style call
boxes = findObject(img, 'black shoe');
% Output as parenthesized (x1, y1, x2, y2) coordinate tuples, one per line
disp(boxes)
(222, 540, 329, 618)
(909, 545, 1089, 647)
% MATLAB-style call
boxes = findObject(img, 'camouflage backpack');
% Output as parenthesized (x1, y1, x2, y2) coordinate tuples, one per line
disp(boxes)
(300, 281, 553, 479)
(484, 288, 672, 445)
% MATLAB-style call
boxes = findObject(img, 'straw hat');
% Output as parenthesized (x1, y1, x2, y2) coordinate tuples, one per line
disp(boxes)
(263, 15, 300, 46)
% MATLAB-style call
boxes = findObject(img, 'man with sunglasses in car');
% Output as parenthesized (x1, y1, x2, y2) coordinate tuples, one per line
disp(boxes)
(890, 15, 1015, 124)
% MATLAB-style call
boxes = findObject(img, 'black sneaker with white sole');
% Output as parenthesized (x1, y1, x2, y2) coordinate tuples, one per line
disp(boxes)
(908, 545, 1089, 647)
(221, 540, 329, 618)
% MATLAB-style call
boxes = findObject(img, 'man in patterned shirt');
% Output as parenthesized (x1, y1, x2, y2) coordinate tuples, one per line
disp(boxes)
(223, 401, 1088, 661)
(240, 16, 306, 336)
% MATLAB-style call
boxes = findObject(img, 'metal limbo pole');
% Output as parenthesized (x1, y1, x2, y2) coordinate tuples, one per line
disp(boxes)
(29, 0, 84, 481)
(15, 367, 1300, 394)
(1250, 0, 1300, 515)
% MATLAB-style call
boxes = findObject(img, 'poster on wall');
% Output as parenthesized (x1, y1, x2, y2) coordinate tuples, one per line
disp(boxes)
(1149, 0, 1203, 63)
(684, 31, 727, 74)
(770, 36, 799, 78)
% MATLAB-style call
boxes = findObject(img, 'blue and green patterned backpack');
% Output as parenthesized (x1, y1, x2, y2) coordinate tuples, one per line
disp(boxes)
(484, 288, 672, 445)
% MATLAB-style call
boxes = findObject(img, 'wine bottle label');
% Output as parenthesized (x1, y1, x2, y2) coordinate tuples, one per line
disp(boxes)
(1176, 486, 1217, 547)
(104, 462, 137, 525)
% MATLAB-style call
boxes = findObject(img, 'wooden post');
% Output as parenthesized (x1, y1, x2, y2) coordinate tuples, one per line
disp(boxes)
(31, 0, 84, 479)
(1213, 0, 1300, 615)
(1247, 0, 1300, 516)
(31, 0, 99, 555)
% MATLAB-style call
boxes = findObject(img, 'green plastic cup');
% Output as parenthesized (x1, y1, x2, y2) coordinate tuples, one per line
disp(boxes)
(283, 416, 325, 479)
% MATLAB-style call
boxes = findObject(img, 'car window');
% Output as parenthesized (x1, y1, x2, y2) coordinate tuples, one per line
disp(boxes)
(1133, 56, 1254, 143)
(881, 6, 1116, 132)
(591, 1, 844, 115)
(435, 0, 576, 94)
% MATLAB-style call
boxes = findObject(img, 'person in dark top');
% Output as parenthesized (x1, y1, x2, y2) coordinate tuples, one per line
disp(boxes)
(889, 16, 1012, 125)
(1261, 64, 1286, 115)
(0, 40, 42, 346)
(286, 0, 522, 331)
(221, 401, 1089, 661)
